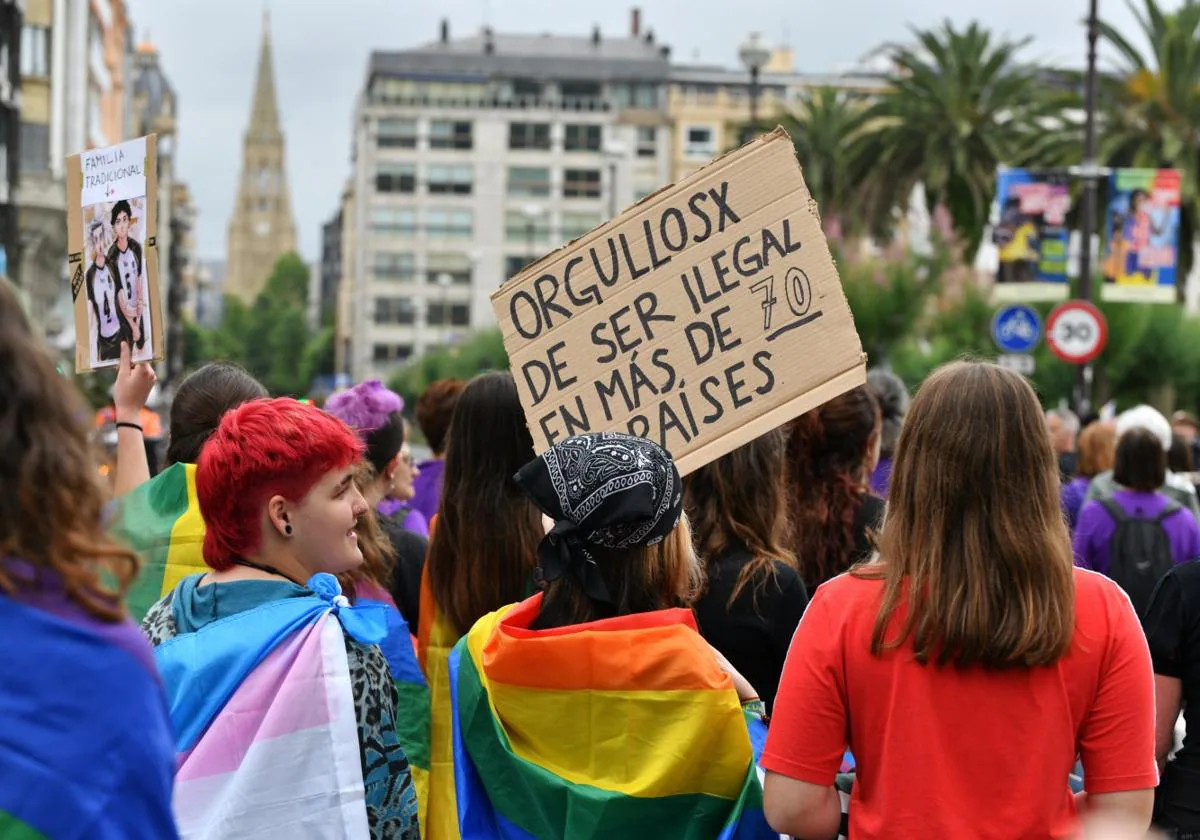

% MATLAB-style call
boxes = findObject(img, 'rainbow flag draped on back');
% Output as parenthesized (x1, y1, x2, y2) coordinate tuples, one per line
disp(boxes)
(0, 574, 177, 839)
(448, 594, 777, 840)
(110, 462, 207, 622)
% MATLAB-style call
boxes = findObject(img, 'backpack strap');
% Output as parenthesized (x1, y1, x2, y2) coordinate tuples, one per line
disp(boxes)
(1097, 497, 1128, 524)
(1155, 501, 1183, 524)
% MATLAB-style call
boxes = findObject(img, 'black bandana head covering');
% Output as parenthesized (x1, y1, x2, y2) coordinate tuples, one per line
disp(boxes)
(514, 432, 683, 605)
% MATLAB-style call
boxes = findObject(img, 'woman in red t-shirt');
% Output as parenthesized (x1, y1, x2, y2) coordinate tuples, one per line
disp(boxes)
(762, 361, 1158, 839)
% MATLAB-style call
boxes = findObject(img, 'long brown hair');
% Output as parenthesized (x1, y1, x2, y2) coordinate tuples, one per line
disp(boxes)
(339, 463, 397, 603)
(531, 519, 702, 630)
(0, 281, 138, 621)
(788, 385, 881, 588)
(860, 361, 1075, 668)
(426, 372, 543, 636)
(685, 429, 796, 608)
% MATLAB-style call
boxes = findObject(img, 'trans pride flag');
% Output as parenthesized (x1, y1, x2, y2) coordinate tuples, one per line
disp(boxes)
(155, 574, 388, 838)
(448, 595, 778, 840)
(110, 462, 207, 622)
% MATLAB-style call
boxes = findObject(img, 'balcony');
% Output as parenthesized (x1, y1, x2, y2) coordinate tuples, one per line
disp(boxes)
(368, 92, 612, 113)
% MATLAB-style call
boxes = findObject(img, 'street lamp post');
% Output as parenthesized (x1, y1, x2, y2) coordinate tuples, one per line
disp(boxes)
(738, 33, 771, 143)
(1077, 0, 1101, 416)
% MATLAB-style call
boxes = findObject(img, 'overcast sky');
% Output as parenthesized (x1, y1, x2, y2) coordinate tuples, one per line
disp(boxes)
(122, 0, 1178, 262)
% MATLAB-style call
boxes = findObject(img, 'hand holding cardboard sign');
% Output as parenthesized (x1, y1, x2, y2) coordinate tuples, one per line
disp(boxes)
(113, 340, 156, 424)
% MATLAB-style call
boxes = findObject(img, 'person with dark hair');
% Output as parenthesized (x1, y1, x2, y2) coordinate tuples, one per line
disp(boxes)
(1142, 558, 1200, 834)
(763, 361, 1157, 838)
(788, 385, 885, 590)
(0, 280, 176, 837)
(866, 369, 908, 498)
(325, 380, 428, 624)
(419, 371, 543, 840)
(84, 215, 125, 363)
(1075, 428, 1200, 612)
(688, 429, 806, 711)
(109, 361, 269, 620)
(107, 199, 147, 351)
(448, 432, 778, 839)
(141, 399, 419, 838)
(411, 378, 465, 522)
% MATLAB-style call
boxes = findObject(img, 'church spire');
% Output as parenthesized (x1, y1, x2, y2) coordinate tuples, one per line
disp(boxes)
(248, 9, 280, 140)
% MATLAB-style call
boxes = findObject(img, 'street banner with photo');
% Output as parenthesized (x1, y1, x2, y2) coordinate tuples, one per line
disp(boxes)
(66, 134, 164, 372)
(491, 127, 866, 476)
(992, 168, 1071, 302)
(1101, 168, 1181, 303)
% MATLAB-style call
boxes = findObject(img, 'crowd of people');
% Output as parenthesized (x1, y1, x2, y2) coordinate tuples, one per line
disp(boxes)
(1, 270, 1196, 839)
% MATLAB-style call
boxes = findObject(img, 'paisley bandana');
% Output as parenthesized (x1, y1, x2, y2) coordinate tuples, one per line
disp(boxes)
(513, 432, 683, 604)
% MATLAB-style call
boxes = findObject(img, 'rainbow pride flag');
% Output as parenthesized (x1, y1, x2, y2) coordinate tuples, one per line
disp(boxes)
(110, 462, 207, 622)
(417, 559, 463, 840)
(448, 595, 777, 839)
(0, 578, 177, 838)
(155, 574, 389, 837)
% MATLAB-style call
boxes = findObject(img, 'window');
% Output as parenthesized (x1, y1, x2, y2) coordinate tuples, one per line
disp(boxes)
(512, 78, 543, 98)
(374, 252, 415, 281)
(430, 120, 472, 150)
(427, 164, 473, 195)
(427, 303, 472, 327)
(561, 80, 602, 100)
(373, 344, 414, 363)
(427, 209, 473, 239)
(374, 297, 416, 325)
(505, 210, 551, 243)
(563, 168, 602, 199)
(377, 118, 417, 149)
(564, 124, 602, 152)
(636, 126, 657, 158)
(509, 122, 551, 151)
(562, 212, 602, 241)
(20, 26, 50, 77)
(634, 84, 659, 109)
(19, 122, 49, 172)
(506, 255, 533, 279)
(685, 126, 716, 158)
(370, 207, 417, 236)
(427, 253, 472, 285)
(375, 162, 416, 194)
(507, 166, 551, 198)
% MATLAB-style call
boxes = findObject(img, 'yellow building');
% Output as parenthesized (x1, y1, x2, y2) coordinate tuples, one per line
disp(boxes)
(667, 47, 885, 182)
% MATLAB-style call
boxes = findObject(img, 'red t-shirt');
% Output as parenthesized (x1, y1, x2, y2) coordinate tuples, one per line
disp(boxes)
(762, 567, 1158, 839)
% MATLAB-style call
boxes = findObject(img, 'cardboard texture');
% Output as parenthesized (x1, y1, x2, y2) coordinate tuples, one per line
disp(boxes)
(491, 127, 867, 475)
(68, 134, 164, 373)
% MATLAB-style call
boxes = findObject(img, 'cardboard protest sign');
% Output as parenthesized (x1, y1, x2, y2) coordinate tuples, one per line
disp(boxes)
(491, 127, 866, 475)
(67, 134, 164, 373)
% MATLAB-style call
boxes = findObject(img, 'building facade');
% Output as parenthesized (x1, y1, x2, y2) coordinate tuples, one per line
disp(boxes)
(344, 17, 674, 382)
(225, 13, 296, 305)
(0, 0, 22, 289)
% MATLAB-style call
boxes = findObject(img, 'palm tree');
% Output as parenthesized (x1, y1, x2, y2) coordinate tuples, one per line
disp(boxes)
(779, 87, 870, 236)
(853, 21, 1061, 251)
(1097, 0, 1200, 293)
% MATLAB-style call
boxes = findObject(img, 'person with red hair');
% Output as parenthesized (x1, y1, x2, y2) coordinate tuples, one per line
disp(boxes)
(141, 398, 420, 838)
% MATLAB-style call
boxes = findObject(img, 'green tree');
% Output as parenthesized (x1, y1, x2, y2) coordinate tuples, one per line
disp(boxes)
(388, 329, 509, 408)
(778, 88, 870, 235)
(854, 22, 1061, 250)
(1097, 0, 1200, 281)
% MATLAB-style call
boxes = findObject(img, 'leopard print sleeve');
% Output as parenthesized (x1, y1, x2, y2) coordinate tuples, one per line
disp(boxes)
(344, 636, 420, 839)
(140, 592, 177, 647)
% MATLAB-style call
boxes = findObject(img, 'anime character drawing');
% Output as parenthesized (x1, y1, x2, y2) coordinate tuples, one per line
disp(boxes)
(106, 199, 148, 351)
(84, 217, 126, 365)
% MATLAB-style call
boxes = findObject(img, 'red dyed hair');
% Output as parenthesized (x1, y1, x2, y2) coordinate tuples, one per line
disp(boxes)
(197, 398, 364, 569)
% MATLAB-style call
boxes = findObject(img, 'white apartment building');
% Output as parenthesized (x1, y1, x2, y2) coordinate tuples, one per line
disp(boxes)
(345, 17, 674, 382)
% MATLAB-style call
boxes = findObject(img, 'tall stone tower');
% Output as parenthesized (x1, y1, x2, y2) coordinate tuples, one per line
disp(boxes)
(225, 12, 297, 304)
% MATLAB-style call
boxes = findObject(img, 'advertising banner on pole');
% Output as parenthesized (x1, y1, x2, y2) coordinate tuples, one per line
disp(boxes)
(1101, 168, 1181, 304)
(992, 168, 1071, 303)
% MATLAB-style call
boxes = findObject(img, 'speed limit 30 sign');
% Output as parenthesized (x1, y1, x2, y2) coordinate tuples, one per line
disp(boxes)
(1046, 300, 1108, 364)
